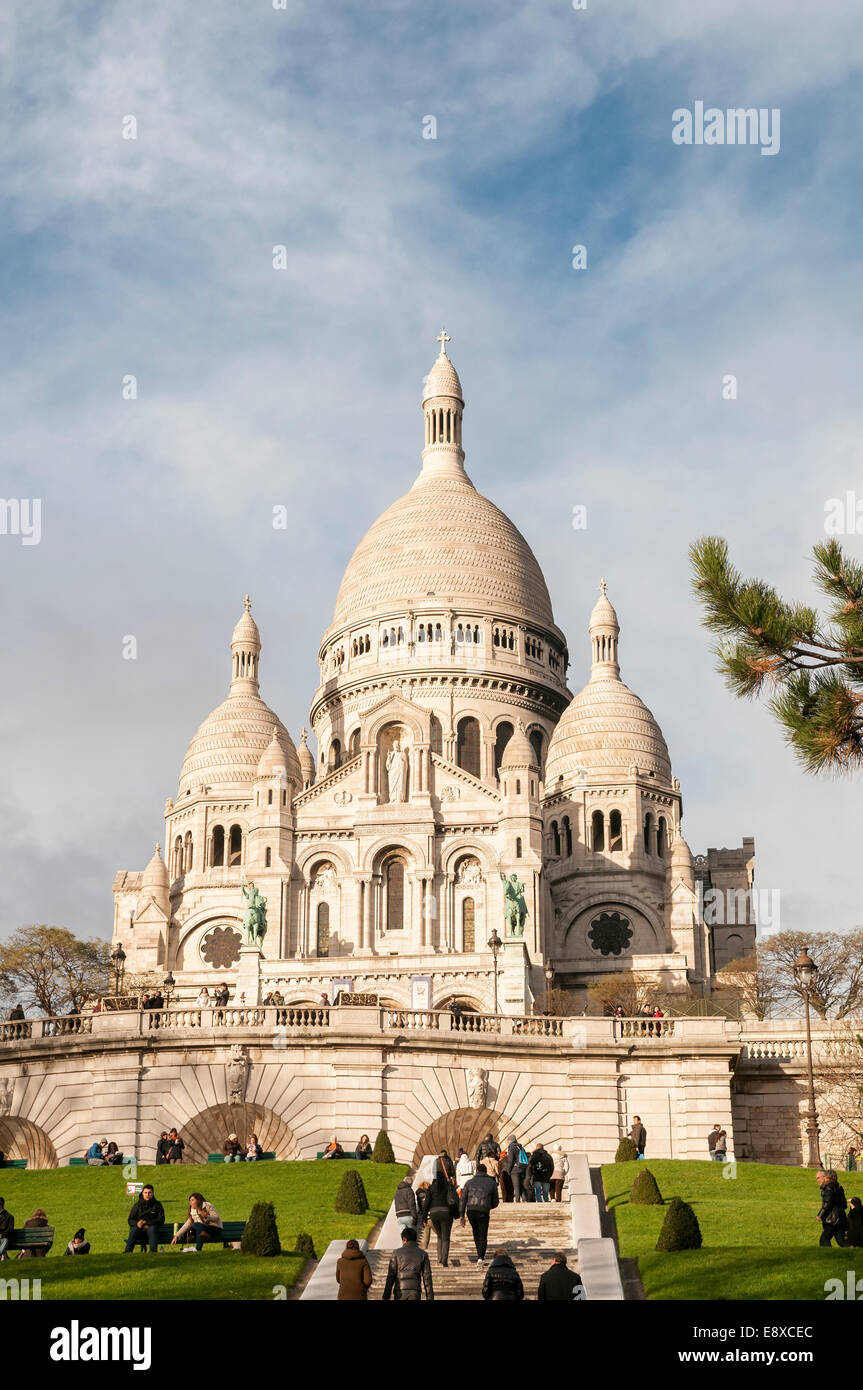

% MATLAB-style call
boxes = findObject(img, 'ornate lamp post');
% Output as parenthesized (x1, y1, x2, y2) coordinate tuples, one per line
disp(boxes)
(488, 929, 502, 1014)
(163, 971, 175, 1006)
(111, 944, 126, 998)
(545, 962, 554, 1016)
(793, 947, 821, 1167)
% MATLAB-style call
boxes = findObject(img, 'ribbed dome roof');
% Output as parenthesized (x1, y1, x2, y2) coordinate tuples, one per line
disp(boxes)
(545, 675, 672, 784)
(332, 475, 555, 630)
(141, 843, 169, 891)
(500, 719, 538, 770)
(256, 725, 292, 780)
(297, 727, 316, 783)
(423, 349, 463, 402)
(179, 695, 300, 796)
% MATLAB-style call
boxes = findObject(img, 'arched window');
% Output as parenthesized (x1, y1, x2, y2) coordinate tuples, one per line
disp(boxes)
(329, 739, 342, 771)
(609, 810, 623, 852)
(317, 901, 330, 957)
(429, 715, 443, 756)
(385, 858, 405, 931)
(457, 717, 481, 779)
(657, 816, 667, 858)
(211, 825, 225, 868)
(530, 728, 544, 772)
(494, 721, 513, 777)
(265, 847, 272, 868)
(563, 815, 572, 857)
(643, 812, 653, 853)
(591, 810, 605, 851)
(516, 837, 523, 858)
(462, 897, 475, 952)
(348, 728, 361, 758)
(173, 836, 183, 877)
(267, 788, 273, 805)
(552, 820, 561, 856)
(228, 824, 242, 866)
(184, 831, 193, 872)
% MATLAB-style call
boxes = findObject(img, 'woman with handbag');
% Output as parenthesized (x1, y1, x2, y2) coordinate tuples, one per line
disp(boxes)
(420, 1163, 459, 1267)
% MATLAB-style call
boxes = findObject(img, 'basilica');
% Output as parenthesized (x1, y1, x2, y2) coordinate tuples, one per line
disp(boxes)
(112, 337, 755, 1014)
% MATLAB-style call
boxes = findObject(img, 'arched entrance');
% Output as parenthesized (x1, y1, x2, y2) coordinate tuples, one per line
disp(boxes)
(176, 1103, 300, 1163)
(411, 1107, 515, 1167)
(0, 1116, 58, 1169)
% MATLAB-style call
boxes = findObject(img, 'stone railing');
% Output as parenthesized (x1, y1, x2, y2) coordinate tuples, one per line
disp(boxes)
(1, 1016, 93, 1042)
(614, 1017, 675, 1040)
(142, 1004, 331, 1032)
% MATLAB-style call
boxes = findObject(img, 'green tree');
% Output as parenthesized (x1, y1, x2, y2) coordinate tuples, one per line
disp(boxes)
(240, 1201, 281, 1256)
(0, 926, 111, 1017)
(335, 1168, 369, 1214)
(630, 1168, 663, 1205)
(372, 1130, 395, 1163)
(615, 1138, 639, 1162)
(690, 537, 863, 773)
(655, 1196, 702, 1251)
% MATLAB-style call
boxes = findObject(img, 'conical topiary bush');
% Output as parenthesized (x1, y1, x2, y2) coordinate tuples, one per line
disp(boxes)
(240, 1201, 281, 1256)
(335, 1167, 369, 1214)
(615, 1137, 639, 1162)
(372, 1130, 395, 1163)
(655, 1196, 702, 1251)
(630, 1167, 663, 1205)
(294, 1232, 316, 1259)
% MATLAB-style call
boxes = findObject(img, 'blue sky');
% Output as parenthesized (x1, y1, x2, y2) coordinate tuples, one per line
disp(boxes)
(2, 0, 862, 940)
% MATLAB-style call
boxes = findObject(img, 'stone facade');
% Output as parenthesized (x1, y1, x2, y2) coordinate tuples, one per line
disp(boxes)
(109, 339, 754, 1012)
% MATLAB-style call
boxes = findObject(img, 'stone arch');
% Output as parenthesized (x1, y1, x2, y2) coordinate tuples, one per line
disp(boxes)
(412, 1107, 516, 1168)
(434, 990, 485, 1012)
(0, 1116, 58, 1169)
(440, 839, 496, 876)
(296, 842, 354, 879)
(176, 1102, 300, 1164)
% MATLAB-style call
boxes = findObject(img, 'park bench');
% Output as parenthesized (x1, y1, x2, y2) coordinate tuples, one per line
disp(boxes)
(207, 1152, 275, 1163)
(128, 1221, 247, 1251)
(0, 1159, 27, 1169)
(7, 1227, 54, 1255)
(67, 1155, 136, 1166)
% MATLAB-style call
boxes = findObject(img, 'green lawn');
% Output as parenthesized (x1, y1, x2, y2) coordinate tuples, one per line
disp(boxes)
(0, 1159, 406, 1300)
(602, 1159, 863, 1300)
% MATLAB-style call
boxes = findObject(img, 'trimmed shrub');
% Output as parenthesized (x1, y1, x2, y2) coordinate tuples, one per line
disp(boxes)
(372, 1130, 395, 1164)
(655, 1196, 702, 1251)
(615, 1137, 639, 1162)
(335, 1168, 369, 1215)
(630, 1168, 663, 1206)
(240, 1201, 281, 1256)
(294, 1232, 317, 1259)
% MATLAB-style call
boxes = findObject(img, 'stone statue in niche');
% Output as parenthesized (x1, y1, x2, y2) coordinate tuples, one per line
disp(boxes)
(466, 1066, 487, 1109)
(386, 739, 409, 802)
(0, 1078, 13, 1116)
(312, 865, 337, 892)
(456, 858, 482, 886)
(227, 1043, 248, 1105)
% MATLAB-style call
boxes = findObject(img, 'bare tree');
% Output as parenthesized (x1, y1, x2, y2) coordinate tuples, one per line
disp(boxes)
(586, 972, 662, 1017)
(0, 926, 111, 1017)
(758, 930, 863, 1020)
(814, 1032, 863, 1154)
(714, 954, 779, 1021)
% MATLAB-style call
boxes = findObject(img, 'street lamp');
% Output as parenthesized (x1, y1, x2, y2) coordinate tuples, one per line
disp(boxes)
(163, 971, 175, 1006)
(111, 944, 126, 998)
(544, 962, 554, 1017)
(793, 946, 821, 1167)
(488, 929, 502, 1014)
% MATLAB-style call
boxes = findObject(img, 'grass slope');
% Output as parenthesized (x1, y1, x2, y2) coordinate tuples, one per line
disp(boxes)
(0, 1159, 405, 1301)
(603, 1160, 863, 1300)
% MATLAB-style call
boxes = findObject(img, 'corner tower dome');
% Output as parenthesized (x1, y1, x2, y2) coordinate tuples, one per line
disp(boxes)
(545, 580, 672, 784)
(179, 597, 300, 796)
(329, 333, 558, 632)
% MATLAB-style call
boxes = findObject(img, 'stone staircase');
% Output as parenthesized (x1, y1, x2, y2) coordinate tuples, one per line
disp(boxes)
(366, 1202, 574, 1301)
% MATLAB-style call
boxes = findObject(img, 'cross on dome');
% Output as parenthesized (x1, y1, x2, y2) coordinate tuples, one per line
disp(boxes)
(436, 328, 451, 355)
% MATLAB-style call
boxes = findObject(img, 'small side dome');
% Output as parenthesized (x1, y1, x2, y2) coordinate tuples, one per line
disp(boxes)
(141, 843, 169, 891)
(298, 727, 316, 788)
(500, 719, 539, 771)
(671, 830, 695, 887)
(257, 725, 289, 780)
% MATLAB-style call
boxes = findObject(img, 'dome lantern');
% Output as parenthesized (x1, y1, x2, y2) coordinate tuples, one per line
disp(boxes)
(231, 595, 261, 690)
(589, 578, 620, 680)
(420, 330, 467, 481)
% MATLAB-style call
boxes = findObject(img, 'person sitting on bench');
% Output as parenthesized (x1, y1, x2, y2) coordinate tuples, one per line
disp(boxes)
(321, 1136, 344, 1159)
(18, 1209, 50, 1258)
(0, 1197, 13, 1260)
(124, 1185, 166, 1253)
(86, 1140, 107, 1166)
(171, 1192, 223, 1252)
(245, 1134, 262, 1162)
(223, 1134, 243, 1162)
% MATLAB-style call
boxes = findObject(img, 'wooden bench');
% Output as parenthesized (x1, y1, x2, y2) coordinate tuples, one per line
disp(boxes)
(128, 1221, 247, 1250)
(207, 1152, 275, 1163)
(68, 1156, 136, 1166)
(0, 1159, 27, 1169)
(8, 1227, 54, 1255)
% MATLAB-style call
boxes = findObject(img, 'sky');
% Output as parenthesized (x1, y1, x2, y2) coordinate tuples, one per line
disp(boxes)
(1, 0, 862, 943)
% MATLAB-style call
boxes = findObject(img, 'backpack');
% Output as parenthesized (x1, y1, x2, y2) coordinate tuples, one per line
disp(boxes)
(517, 1146, 529, 1167)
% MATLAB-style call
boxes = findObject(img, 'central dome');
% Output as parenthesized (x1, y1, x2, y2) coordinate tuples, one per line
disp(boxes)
(332, 472, 556, 630)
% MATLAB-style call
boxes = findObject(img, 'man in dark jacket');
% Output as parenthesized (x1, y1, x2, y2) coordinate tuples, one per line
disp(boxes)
(475, 1134, 500, 1163)
(481, 1248, 524, 1301)
(0, 1197, 14, 1260)
(394, 1177, 418, 1233)
(537, 1253, 585, 1301)
(382, 1228, 434, 1301)
(124, 1185, 166, 1253)
(528, 1143, 554, 1202)
(817, 1168, 850, 1247)
(459, 1163, 499, 1265)
(629, 1117, 646, 1157)
(502, 1134, 528, 1203)
(155, 1132, 171, 1165)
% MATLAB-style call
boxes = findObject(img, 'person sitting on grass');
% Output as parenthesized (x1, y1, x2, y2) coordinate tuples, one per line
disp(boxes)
(223, 1133, 243, 1162)
(354, 1134, 373, 1160)
(847, 1196, 863, 1247)
(321, 1136, 344, 1159)
(86, 1139, 107, 1166)
(245, 1134, 262, 1162)
(171, 1193, 223, 1253)
(65, 1228, 91, 1255)
(0, 1197, 13, 1261)
(17, 1209, 50, 1258)
(124, 1185, 166, 1253)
